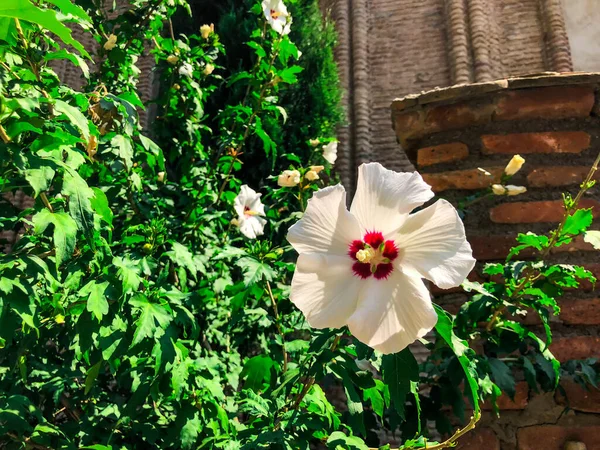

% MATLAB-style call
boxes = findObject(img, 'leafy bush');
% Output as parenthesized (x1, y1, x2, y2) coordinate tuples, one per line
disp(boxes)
(0, 1, 598, 449)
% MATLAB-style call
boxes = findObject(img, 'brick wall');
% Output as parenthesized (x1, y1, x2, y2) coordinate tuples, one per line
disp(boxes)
(392, 72, 600, 450)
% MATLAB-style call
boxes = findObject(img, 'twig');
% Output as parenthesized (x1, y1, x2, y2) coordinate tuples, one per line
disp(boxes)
(265, 279, 288, 372)
(39, 192, 53, 212)
(0, 124, 10, 143)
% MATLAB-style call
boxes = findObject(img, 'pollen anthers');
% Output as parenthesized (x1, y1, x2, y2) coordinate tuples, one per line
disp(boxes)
(349, 231, 399, 280)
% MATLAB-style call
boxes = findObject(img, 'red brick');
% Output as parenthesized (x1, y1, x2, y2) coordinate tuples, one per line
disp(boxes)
(424, 101, 494, 134)
(551, 336, 600, 362)
(417, 142, 469, 167)
(557, 379, 600, 413)
(495, 86, 595, 121)
(527, 166, 600, 188)
(518, 425, 600, 450)
(393, 111, 424, 142)
(482, 381, 529, 411)
(489, 199, 600, 224)
(455, 428, 499, 450)
(422, 167, 503, 193)
(560, 298, 600, 326)
(481, 131, 591, 155)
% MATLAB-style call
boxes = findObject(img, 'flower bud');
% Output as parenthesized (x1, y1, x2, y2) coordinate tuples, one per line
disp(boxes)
(309, 138, 320, 147)
(504, 154, 525, 176)
(277, 169, 301, 187)
(203, 64, 215, 76)
(167, 54, 179, 65)
(173, 83, 180, 90)
(157, 171, 165, 183)
(305, 170, 319, 181)
(200, 23, 214, 39)
(310, 165, 325, 173)
(491, 184, 506, 195)
(142, 243, 153, 254)
(506, 185, 527, 196)
(103, 34, 117, 51)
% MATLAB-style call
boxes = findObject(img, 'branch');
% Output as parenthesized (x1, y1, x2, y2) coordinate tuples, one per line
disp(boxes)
(265, 279, 288, 372)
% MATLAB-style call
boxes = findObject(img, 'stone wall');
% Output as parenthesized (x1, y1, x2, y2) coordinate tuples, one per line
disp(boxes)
(392, 72, 600, 450)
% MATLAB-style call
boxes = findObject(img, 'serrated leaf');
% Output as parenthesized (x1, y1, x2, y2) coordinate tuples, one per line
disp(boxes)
(237, 257, 275, 287)
(24, 165, 55, 197)
(61, 167, 95, 244)
(90, 187, 113, 227)
(81, 280, 109, 321)
(111, 134, 134, 170)
(562, 208, 593, 237)
(54, 99, 90, 140)
(488, 358, 516, 398)
(130, 296, 172, 346)
(240, 355, 274, 392)
(381, 348, 419, 419)
(180, 412, 201, 449)
(113, 256, 141, 293)
(32, 209, 77, 267)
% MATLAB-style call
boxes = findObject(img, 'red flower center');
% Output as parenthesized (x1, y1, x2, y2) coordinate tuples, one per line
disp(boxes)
(348, 231, 399, 280)
(270, 9, 281, 19)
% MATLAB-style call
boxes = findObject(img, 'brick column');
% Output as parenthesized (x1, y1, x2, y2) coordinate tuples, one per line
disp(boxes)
(391, 72, 600, 450)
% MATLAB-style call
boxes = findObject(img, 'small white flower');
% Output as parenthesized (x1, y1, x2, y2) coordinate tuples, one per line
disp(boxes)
(278, 169, 301, 187)
(506, 185, 527, 196)
(491, 184, 506, 195)
(234, 185, 267, 239)
(104, 34, 117, 51)
(200, 23, 214, 39)
(305, 170, 319, 181)
(167, 55, 179, 65)
(322, 141, 338, 165)
(504, 155, 525, 176)
(287, 162, 475, 354)
(203, 64, 215, 76)
(178, 62, 194, 78)
(262, 0, 292, 35)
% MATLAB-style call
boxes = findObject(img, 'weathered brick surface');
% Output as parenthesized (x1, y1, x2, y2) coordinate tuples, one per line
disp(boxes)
(527, 166, 600, 188)
(517, 425, 600, 450)
(424, 102, 494, 134)
(489, 199, 600, 224)
(481, 381, 529, 411)
(422, 168, 503, 193)
(551, 336, 600, 361)
(416, 142, 469, 167)
(557, 379, 600, 413)
(393, 111, 423, 141)
(559, 298, 600, 326)
(455, 427, 500, 450)
(481, 131, 591, 155)
(495, 86, 595, 121)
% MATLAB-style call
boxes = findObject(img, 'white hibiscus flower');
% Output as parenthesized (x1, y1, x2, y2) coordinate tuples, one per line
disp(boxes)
(322, 141, 338, 165)
(287, 162, 475, 354)
(234, 185, 267, 239)
(178, 62, 194, 78)
(262, 0, 292, 35)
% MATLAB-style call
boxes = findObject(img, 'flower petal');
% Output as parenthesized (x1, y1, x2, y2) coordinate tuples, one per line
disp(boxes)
(350, 163, 434, 236)
(287, 184, 361, 256)
(347, 269, 437, 354)
(290, 253, 361, 329)
(239, 216, 266, 239)
(397, 199, 475, 289)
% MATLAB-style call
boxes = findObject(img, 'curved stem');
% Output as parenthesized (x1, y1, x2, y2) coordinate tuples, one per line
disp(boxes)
(265, 279, 288, 372)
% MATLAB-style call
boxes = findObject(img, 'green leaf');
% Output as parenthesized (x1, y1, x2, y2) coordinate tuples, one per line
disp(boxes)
(278, 65, 303, 84)
(84, 361, 102, 395)
(81, 280, 110, 321)
(90, 188, 113, 227)
(562, 208, 593, 237)
(434, 304, 480, 413)
(381, 348, 419, 419)
(180, 412, 201, 449)
(61, 167, 95, 243)
(32, 209, 77, 266)
(54, 99, 90, 141)
(488, 358, 516, 398)
(363, 379, 385, 419)
(113, 257, 142, 293)
(584, 230, 600, 249)
(45, 0, 92, 25)
(0, 0, 90, 57)
(24, 165, 55, 197)
(237, 257, 276, 287)
(240, 355, 274, 392)
(130, 296, 172, 346)
(165, 242, 199, 279)
(327, 432, 369, 450)
(111, 134, 134, 170)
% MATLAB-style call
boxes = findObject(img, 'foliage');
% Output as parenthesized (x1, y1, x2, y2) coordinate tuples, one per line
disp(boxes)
(0, 1, 598, 449)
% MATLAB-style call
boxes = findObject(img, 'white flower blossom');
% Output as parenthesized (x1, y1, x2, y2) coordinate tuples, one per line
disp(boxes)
(104, 34, 117, 51)
(200, 23, 214, 39)
(491, 184, 506, 195)
(506, 185, 527, 196)
(262, 0, 292, 35)
(203, 64, 215, 76)
(322, 141, 338, 165)
(178, 62, 194, 78)
(278, 169, 301, 187)
(234, 185, 267, 239)
(287, 162, 475, 354)
(504, 155, 525, 176)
